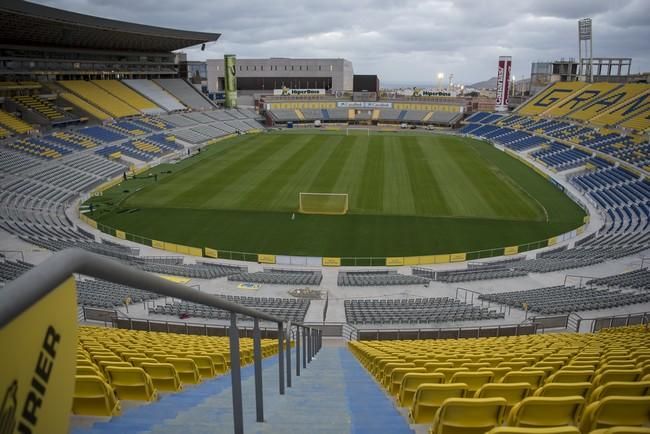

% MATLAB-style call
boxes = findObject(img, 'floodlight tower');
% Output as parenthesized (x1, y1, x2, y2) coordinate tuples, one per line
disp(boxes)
(437, 72, 444, 90)
(578, 18, 593, 82)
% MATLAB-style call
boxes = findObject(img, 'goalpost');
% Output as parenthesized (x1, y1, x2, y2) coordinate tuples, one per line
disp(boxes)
(298, 192, 349, 215)
(346, 127, 370, 136)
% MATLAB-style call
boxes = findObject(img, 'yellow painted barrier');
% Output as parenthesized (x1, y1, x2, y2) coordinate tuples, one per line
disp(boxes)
(115, 230, 126, 240)
(583, 215, 590, 224)
(386, 257, 404, 266)
(322, 257, 341, 267)
(163, 242, 178, 253)
(419, 255, 436, 265)
(258, 254, 276, 264)
(204, 247, 218, 258)
(175, 244, 190, 255)
(404, 256, 420, 266)
(434, 254, 450, 264)
(152, 240, 165, 250)
(548, 236, 558, 246)
(450, 253, 467, 262)
(85, 217, 98, 229)
(576, 225, 585, 235)
(504, 246, 519, 256)
(188, 247, 203, 257)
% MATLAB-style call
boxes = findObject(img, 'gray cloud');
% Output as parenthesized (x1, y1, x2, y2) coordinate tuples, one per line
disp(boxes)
(32, 0, 650, 85)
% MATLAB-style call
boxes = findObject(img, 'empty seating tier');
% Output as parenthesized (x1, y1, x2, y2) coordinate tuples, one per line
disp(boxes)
(122, 79, 186, 112)
(350, 325, 650, 433)
(338, 269, 429, 286)
(74, 326, 277, 416)
(153, 79, 214, 110)
(152, 295, 310, 323)
(91, 80, 164, 115)
(345, 297, 504, 325)
(0, 109, 34, 134)
(227, 269, 322, 286)
(478, 285, 650, 315)
(59, 80, 140, 118)
(586, 268, 650, 290)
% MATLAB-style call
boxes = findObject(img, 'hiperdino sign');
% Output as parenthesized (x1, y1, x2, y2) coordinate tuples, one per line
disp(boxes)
(273, 88, 325, 96)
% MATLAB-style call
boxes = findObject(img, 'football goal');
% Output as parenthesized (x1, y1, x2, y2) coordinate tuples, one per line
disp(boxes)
(346, 127, 370, 136)
(298, 192, 349, 215)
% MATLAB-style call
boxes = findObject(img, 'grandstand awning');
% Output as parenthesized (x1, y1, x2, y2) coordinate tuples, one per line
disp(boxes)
(0, 0, 220, 52)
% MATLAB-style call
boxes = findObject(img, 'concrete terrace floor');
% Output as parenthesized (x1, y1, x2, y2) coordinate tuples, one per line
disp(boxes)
(69, 340, 414, 434)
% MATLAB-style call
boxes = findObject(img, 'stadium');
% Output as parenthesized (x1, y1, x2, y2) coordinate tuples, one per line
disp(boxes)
(0, 1, 649, 433)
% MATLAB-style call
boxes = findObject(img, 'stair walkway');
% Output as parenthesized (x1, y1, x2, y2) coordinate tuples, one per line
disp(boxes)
(70, 346, 413, 434)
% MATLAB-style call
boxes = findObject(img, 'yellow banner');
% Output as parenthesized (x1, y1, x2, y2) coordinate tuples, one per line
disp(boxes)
(548, 236, 558, 246)
(434, 254, 450, 264)
(152, 240, 165, 250)
(204, 247, 218, 258)
(583, 215, 590, 224)
(158, 275, 191, 284)
(322, 257, 341, 267)
(450, 253, 467, 263)
(504, 246, 519, 256)
(386, 257, 404, 266)
(419, 255, 436, 265)
(258, 254, 276, 264)
(403, 256, 420, 266)
(115, 230, 126, 240)
(0, 277, 77, 434)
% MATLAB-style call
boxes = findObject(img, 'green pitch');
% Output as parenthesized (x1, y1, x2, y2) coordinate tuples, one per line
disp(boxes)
(87, 131, 585, 258)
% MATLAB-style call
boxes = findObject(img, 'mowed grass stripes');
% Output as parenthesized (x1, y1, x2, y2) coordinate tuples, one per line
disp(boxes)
(89, 131, 585, 257)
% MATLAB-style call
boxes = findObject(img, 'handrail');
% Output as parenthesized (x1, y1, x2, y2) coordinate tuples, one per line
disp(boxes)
(0, 248, 286, 328)
(0, 248, 322, 434)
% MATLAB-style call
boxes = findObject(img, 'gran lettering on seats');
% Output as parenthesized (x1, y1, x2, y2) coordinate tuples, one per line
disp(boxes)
(17, 325, 60, 434)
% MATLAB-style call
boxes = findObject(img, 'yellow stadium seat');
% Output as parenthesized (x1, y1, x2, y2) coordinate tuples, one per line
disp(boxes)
(390, 367, 426, 395)
(533, 382, 591, 398)
(77, 365, 104, 379)
(435, 367, 469, 382)
(425, 362, 454, 372)
(462, 362, 492, 370)
(448, 358, 473, 368)
(450, 371, 494, 394)
(481, 367, 512, 382)
(105, 366, 158, 402)
(547, 370, 594, 383)
(141, 362, 183, 392)
(475, 382, 532, 412)
(593, 369, 642, 388)
(430, 397, 507, 434)
(501, 371, 546, 390)
(130, 357, 158, 367)
(398, 373, 445, 407)
(487, 427, 580, 434)
(188, 355, 217, 379)
(507, 396, 584, 427)
(93, 354, 122, 364)
(579, 396, 650, 433)
(166, 357, 202, 384)
(409, 383, 469, 424)
(590, 428, 650, 434)
(501, 362, 530, 371)
(72, 375, 121, 417)
(589, 381, 650, 403)
(202, 352, 228, 375)
(98, 361, 131, 376)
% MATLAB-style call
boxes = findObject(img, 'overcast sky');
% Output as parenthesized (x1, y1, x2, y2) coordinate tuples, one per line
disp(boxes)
(34, 0, 650, 86)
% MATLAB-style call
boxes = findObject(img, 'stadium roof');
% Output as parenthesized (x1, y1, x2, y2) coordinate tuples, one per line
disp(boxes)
(0, 0, 220, 52)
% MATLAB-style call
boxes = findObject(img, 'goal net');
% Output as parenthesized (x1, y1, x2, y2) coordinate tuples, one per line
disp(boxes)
(298, 193, 349, 215)
(346, 127, 370, 136)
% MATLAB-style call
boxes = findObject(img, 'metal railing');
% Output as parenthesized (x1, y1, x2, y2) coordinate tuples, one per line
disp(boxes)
(0, 248, 322, 434)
